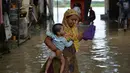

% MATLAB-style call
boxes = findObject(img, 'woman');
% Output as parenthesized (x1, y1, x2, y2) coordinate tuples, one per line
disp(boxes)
(40, 9, 83, 73)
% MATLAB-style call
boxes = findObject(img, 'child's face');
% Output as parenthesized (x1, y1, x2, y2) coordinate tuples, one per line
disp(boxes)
(58, 26, 65, 36)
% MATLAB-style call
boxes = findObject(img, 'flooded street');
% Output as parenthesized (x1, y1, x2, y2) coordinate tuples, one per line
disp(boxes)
(77, 7, 130, 73)
(0, 7, 130, 73)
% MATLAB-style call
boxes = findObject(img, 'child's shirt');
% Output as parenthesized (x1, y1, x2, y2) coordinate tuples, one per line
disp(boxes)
(46, 31, 73, 51)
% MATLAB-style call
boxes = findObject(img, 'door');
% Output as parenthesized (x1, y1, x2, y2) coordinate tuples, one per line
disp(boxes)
(109, 0, 119, 20)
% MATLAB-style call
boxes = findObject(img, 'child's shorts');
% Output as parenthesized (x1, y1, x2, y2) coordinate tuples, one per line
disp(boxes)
(48, 49, 56, 57)
(48, 49, 63, 58)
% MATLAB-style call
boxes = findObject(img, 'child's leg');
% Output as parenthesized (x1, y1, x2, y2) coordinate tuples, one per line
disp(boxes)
(45, 56, 54, 73)
(60, 55, 65, 73)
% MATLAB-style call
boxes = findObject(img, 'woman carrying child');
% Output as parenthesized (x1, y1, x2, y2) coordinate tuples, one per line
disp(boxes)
(41, 9, 83, 73)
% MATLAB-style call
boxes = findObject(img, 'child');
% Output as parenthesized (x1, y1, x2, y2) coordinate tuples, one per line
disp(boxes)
(45, 23, 73, 73)
(73, 3, 81, 16)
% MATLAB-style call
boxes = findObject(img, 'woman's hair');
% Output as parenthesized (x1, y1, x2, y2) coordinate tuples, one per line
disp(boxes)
(52, 23, 63, 35)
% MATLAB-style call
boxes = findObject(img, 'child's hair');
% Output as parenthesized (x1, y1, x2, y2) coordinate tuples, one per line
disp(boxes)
(52, 23, 63, 35)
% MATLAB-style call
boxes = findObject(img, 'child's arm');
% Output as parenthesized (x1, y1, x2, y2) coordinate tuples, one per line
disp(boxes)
(62, 38, 73, 47)
(46, 31, 55, 38)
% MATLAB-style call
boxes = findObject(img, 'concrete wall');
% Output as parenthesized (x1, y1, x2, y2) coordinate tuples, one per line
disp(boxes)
(104, 0, 119, 20)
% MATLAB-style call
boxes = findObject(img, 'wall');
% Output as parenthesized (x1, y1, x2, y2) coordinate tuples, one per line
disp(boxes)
(109, 0, 119, 20)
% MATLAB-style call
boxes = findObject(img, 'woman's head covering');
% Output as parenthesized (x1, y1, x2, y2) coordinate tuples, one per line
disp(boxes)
(62, 9, 80, 27)
(62, 9, 80, 52)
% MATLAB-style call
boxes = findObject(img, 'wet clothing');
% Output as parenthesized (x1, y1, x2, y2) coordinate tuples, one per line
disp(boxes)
(40, 45, 79, 73)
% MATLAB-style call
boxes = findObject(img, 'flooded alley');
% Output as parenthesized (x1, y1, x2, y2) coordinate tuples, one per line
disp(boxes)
(77, 7, 130, 73)
(0, 7, 130, 73)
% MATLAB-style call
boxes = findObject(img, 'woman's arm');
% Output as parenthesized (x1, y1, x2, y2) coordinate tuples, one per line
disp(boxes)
(44, 36, 57, 52)
(44, 36, 62, 57)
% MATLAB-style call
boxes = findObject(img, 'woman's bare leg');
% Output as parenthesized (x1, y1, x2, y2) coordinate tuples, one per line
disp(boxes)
(60, 55, 65, 73)
(45, 57, 53, 73)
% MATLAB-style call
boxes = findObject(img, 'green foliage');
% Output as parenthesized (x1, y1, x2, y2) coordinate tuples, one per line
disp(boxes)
(91, 2, 104, 7)
(53, 1, 104, 7)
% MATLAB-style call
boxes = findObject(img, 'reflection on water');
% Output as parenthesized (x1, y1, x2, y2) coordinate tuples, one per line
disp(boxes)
(36, 43, 49, 68)
(91, 15, 120, 73)
(77, 7, 130, 73)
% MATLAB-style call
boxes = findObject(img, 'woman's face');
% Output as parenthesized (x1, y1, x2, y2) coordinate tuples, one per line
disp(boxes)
(67, 15, 79, 28)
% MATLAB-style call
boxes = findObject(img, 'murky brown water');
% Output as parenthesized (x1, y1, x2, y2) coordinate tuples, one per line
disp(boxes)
(77, 14, 130, 73)
(0, 30, 47, 73)
(0, 7, 130, 73)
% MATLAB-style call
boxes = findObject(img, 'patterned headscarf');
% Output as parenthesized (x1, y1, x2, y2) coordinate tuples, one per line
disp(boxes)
(62, 9, 80, 52)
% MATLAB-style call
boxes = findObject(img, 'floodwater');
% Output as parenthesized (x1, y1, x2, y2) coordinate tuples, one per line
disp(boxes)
(77, 7, 130, 73)
(0, 7, 130, 73)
